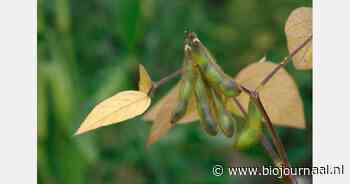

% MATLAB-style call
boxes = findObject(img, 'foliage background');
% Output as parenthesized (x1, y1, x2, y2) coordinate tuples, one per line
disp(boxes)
(38, 0, 312, 183)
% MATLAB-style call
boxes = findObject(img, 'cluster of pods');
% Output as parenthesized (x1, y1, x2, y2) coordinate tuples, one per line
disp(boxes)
(171, 32, 262, 148)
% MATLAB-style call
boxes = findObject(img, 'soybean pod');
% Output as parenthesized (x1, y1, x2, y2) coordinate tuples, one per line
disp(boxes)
(186, 32, 241, 97)
(235, 98, 263, 149)
(211, 90, 237, 138)
(171, 44, 196, 124)
(194, 70, 219, 136)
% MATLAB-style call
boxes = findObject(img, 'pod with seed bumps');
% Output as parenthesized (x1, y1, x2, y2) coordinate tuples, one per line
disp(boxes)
(211, 90, 237, 138)
(186, 32, 241, 97)
(235, 98, 263, 149)
(171, 42, 196, 124)
(194, 71, 219, 136)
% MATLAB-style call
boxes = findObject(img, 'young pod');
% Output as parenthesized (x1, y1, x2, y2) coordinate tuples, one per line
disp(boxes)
(235, 98, 262, 149)
(211, 90, 237, 138)
(186, 32, 241, 97)
(235, 128, 261, 149)
(194, 72, 219, 136)
(171, 45, 196, 124)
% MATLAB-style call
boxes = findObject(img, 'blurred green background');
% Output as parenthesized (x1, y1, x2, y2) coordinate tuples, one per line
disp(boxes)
(38, 0, 312, 183)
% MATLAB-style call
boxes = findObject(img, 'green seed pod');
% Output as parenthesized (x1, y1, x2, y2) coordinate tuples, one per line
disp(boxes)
(171, 45, 196, 124)
(186, 32, 241, 97)
(194, 72, 218, 136)
(235, 128, 261, 149)
(235, 98, 262, 149)
(211, 90, 236, 138)
(246, 98, 262, 130)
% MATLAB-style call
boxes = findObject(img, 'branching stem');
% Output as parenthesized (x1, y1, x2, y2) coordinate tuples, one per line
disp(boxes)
(240, 86, 297, 184)
(149, 68, 183, 96)
(154, 68, 183, 88)
(257, 35, 312, 90)
(236, 35, 313, 184)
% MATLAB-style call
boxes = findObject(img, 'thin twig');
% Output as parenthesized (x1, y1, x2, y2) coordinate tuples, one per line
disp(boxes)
(254, 93, 288, 163)
(232, 97, 247, 117)
(154, 68, 183, 88)
(258, 35, 312, 90)
(149, 68, 183, 96)
(256, 93, 297, 184)
(260, 135, 280, 164)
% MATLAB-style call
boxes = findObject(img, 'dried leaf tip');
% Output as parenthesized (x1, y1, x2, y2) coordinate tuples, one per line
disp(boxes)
(138, 64, 153, 94)
(285, 7, 312, 70)
(259, 57, 267, 63)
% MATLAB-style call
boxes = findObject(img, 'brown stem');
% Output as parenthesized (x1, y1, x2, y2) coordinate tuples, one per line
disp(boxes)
(240, 86, 297, 184)
(258, 35, 312, 89)
(232, 97, 247, 117)
(154, 68, 183, 88)
(256, 94, 297, 184)
(260, 135, 280, 164)
(149, 68, 183, 96)
(254, 93, 288, 163)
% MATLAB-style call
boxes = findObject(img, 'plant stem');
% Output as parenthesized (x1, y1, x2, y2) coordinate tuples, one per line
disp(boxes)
(231, 97, 247, 117)
(256, 93, 297, 184)
(257, 35, 312, 90)
(260, 135, 280, 164)
(255, 93, 288, 162)
(149, 68, 183, 96)
(240, 86, 297, 184)
(154, 68, 183, 88)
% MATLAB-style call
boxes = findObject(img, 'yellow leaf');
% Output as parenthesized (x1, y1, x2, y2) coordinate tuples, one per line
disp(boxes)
(144, 83, 198, 145)
(75, 90, 151, 135)
(138, 64, 153, 93)
(228, 59, 305, 128)
(285, 7, 312, 70)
